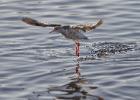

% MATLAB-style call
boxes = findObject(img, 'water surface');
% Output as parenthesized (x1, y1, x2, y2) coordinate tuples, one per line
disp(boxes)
(0, 0, 140, 100)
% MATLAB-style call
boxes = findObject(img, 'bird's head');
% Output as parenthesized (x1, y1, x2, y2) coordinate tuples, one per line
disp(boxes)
(49, 26, 62, 33)
(49, 26, 70, 33)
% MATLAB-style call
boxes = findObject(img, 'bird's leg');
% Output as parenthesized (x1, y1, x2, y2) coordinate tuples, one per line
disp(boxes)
(75, 40, 80, 57)
(75, 41, 78, 56)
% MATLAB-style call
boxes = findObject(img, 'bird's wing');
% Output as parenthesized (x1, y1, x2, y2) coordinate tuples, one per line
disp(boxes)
(22, 17, 61, 27)
(72, 19, 103, 32)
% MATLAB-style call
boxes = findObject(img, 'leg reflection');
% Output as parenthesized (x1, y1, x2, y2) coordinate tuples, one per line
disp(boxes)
(75, 62, 81, 78)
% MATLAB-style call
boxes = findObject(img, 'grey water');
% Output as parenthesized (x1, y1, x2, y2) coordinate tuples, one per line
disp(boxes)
(0, 0, 140, 100)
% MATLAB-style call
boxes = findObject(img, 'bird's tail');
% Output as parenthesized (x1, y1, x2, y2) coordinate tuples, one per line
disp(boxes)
(22, 17, 61, 27)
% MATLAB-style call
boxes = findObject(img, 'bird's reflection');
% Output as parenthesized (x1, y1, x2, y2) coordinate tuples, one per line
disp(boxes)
(75, 61, 81, 78)
(48, 57, 104, 100)
(48, 77, 104, 100)
(28, 46, 105, 100)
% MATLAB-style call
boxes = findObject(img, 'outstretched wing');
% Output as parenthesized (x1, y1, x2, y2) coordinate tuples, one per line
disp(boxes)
(22, 17, 61, 27)
(72, 19, 103, 32)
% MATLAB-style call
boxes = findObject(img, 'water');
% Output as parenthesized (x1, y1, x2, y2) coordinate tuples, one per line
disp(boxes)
(0, 0, 140, 100)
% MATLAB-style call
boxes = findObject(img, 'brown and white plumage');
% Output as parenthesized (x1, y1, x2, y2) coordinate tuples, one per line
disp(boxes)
(22, 17, 103, 77)
(22, 17, 103, 57)
(22, 17, 102, 40)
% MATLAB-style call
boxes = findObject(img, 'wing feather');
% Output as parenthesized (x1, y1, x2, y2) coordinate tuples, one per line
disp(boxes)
(72, 19, 103, 32)
(22, 17, 61, 27)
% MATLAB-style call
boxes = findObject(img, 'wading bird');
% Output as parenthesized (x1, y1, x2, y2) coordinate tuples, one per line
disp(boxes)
(22, 17, 103, 78)
(22, 17, 103, 57)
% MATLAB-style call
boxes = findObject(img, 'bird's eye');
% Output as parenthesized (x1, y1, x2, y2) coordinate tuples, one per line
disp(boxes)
(54, 27, 58, 30)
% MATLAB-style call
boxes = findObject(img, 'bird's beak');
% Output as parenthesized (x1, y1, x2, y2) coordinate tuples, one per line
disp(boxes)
(49, 29, 54, 33)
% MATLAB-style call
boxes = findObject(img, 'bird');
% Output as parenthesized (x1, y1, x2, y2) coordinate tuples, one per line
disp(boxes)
(22, 17, 103, 57)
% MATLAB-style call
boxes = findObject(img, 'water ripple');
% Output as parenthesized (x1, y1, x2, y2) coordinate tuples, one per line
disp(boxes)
(0, 0, 140, 100)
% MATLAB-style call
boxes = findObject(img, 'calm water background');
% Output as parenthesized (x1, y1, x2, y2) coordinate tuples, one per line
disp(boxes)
(0, 0, 140, 100)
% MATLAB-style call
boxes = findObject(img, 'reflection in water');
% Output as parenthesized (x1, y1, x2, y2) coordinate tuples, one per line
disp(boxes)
(27, 41, 137, 100)
(75, 62, 81, 78)
(28, 77, 104, 100)
(48, 78, 104, 100)
(45, 40, 137, 100)
(47, 53, 104, 100)
(28, 60, 104, 100)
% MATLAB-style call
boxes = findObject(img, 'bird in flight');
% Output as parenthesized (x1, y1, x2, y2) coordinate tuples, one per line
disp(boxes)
(22, 17, 103, 57)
